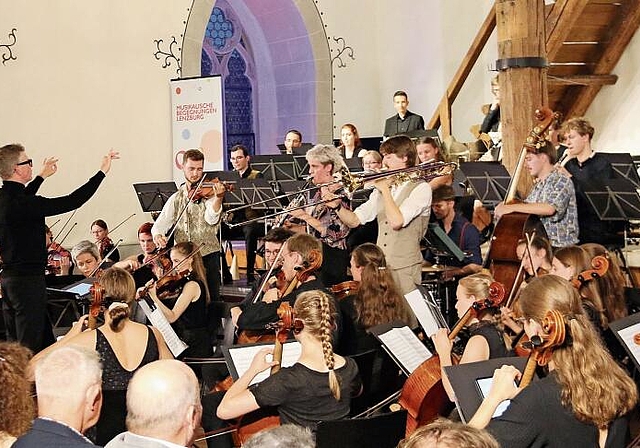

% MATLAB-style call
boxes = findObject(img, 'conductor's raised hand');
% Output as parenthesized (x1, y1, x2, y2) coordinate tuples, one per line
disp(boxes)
(39, 157, 59, 179)
(100, 149, 120, 174)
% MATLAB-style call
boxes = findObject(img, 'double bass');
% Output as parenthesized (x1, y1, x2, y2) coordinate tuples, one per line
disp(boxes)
(486, 108, 558, 295)
(398, 281, 506, 435)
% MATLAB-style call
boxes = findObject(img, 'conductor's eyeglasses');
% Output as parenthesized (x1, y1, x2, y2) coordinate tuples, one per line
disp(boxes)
(16, 159, 33, 167)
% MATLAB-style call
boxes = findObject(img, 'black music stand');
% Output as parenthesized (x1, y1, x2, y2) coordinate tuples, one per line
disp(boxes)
(424, 223, 465, 264)
(344, 157, 364, 172)
(293, 154, 310, 178)
(458, 162, 511, 209)
(251, 155, 298, 182)
(584, 179, 640, 222)
(133, 182, 178, 214)
(599, 152, 640, 189)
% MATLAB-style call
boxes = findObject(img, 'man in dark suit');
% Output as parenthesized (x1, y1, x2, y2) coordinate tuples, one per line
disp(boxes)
(383, 90, 425, 137)
(14, 345, 103, 447)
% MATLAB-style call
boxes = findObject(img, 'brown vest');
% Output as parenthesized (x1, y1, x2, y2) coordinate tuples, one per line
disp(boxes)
(173, 187, 220, 256)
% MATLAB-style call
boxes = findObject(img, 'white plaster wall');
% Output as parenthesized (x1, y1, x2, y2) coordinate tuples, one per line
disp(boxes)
(586, 25, 640, 154)
(0, 0, 191, 247)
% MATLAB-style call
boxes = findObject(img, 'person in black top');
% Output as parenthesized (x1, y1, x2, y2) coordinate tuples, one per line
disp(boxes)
(0, 143, 118, 352)
(217, 289, 361, 429)
(432, 272, 512, 402)
(383, 91, 425, 137)
(559, 117, 624, 246)
(469, 275, 637, 447)
(91, 219, 120, 262)
(225, 144, 264, 283)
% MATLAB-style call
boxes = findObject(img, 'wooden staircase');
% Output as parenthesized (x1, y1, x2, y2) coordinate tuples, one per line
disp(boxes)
(430, 0, 640, 137)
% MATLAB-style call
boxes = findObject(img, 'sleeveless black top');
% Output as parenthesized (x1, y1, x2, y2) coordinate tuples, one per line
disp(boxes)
(468, 321, 514, 359)
(96, 325, 160, 390)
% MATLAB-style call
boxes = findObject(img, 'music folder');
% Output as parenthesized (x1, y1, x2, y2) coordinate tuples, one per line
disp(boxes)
(222, 340, 302, 386)
(443, 356, 529, 423)
(369, 322, 433, 377)
(610, 312, 640, 372)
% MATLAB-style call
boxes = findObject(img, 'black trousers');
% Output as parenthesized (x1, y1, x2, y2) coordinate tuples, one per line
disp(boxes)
(1, 274, 54, 351)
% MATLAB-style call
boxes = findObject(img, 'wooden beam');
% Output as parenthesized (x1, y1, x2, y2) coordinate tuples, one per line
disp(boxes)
(566, 1, 640, 118)
(496, 0, 547, 199)
(427, 5, 496, 131)
(546, 0, 589, 59)
(548, 74, 618, 86)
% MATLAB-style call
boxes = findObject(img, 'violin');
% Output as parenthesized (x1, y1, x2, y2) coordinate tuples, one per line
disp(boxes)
(189, 178, 234, 202)
(330, 280, 360, 300)
(46, 242, 71, 276)
(154, 269, 192, 300)
(137, 249, 172, 279)
(98, 236, 115, 260)
(88, 282, 106, 330)
(399, 282, 506, 434)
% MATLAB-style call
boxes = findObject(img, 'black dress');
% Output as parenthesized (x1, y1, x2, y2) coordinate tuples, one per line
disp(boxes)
(94, 326, 159, 445)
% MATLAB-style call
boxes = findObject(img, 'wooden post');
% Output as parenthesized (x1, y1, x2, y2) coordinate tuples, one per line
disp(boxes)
(496, 0, 548, 197)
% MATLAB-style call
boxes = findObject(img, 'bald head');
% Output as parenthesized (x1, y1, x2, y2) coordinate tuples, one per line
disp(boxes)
(126, 360, 201, 444)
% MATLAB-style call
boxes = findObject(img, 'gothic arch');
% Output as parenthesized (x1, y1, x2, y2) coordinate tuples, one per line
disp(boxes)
(181, 0, 332, 153)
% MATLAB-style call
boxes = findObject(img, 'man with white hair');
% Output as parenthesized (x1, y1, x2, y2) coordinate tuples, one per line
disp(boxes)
(105, 359, 201, 448)
(14, 345, 103, 447)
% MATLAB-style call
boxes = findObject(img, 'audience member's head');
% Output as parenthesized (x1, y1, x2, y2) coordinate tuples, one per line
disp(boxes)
(397, 418, 499, 448)
(0, 342, 35, 442)
(125, 360, 201, 447)
(34, 345, 103, 434)
(244, 424, 315, 448)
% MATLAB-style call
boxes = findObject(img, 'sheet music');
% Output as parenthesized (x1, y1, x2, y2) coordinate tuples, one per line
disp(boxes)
(377, 326, 432, 374)
(405, 288, 446, 337)
(137, 299, 188, 357)
(616, 322, 640, 366)
(228, 341, 302, 385)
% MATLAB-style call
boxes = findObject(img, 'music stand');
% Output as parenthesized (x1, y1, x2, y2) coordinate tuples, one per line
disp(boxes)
(598, 152, 640, 189)
(584, 178, 640, 222)
(344, 157, 364, 172)
(424, 223, 465, 263)
(234, 178, 282, 212)
(133, 182, 178, 214)
(458, 161, 511, 209)
(251, 155, 298, 183)
(293, 154, 310, 178)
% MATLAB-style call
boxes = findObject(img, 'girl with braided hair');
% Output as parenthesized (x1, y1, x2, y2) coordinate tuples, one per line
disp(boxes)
(217, 290, 361, 431)
(469, 275, 637, 447)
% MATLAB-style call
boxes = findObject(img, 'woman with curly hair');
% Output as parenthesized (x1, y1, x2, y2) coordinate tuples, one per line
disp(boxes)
(470, 275, 637, 447)
(338, 243, 413, 355)
(432, 272, 513, 401)
(217, 289, 362, 427)
(0, 342, 34, 448)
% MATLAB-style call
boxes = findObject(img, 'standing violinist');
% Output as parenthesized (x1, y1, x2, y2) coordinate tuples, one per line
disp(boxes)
(468, 275, 637, 447)
(0, 144, 119, 352)
(235, 233, 337, 335)
(230, 226, 294, 329)
(494, 140, 578, 249)
(143, 241, 213, 362)
(91, 219, 120, 262)
(225, 144, 264, 284)
(288, 145, 352, 287)
(151, 149, 224, 305)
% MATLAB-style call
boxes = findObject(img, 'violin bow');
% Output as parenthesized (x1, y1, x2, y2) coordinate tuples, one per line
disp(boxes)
(47, 218, 61, 230)
(89, 238, 123, 277)
(251, 242, 288, 304)
(166, 175, 208, 243)
(156, 241, 206, 283)
(109, 213, 136, 234)
(53, 209, 77, 243)
(57, 222, 77, 247)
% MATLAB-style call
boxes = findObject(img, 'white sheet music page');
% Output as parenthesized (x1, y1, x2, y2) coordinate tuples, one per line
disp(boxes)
(229, 341, 302, 386)
(405, 288, 443, 337)
(138, 299, 188, 357)
(378, 326, 432, 374)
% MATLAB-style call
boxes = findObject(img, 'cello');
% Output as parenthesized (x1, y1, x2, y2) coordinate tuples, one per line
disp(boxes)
(486, 107, 558, 296)
(398, 281, 506, 435)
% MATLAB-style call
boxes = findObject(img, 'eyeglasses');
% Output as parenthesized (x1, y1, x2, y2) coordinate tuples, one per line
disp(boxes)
(16, 159, 33, 167)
